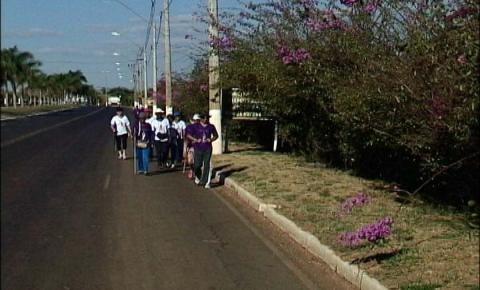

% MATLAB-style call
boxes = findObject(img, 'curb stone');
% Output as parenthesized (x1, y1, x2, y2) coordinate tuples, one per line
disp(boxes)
(216, 172, 389, 290)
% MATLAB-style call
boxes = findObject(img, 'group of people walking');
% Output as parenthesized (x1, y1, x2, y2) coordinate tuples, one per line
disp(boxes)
(110, 106, 218, 188)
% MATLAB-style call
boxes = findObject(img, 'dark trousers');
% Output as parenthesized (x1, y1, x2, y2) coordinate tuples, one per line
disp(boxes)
(193, 149, 212, 185)
(176, 139, 184, 162)
(169, 142, 178, 164)
(115, 134, 128, 150)
(155, 141, 169, 165)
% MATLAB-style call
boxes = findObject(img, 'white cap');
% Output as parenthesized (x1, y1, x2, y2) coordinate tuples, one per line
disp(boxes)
(192, 114, 201, 120)
(154, 108, 164, 114)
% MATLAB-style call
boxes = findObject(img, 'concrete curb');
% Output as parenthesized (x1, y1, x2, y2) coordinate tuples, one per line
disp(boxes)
(216, 172, 388, 290)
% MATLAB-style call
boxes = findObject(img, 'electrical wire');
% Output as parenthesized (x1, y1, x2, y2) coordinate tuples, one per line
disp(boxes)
(111, 0, 149, 23)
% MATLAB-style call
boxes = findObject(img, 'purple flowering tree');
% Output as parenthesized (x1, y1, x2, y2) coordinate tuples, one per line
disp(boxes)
(214, 0, 478, 203)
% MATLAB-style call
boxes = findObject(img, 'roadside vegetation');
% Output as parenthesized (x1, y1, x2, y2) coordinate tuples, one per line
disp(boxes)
(1, 46, 99, 108)
(178, 0, 479, 205)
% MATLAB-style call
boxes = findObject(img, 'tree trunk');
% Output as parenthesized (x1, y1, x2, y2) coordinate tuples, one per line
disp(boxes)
(39, 90, 43, 106)
(11, 81, 18, 109)
(3, 84, 9, 107)
(20, 84, 25, 107)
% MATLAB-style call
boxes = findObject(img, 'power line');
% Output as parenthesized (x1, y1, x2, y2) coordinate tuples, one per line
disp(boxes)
(111, 0, 149, 23)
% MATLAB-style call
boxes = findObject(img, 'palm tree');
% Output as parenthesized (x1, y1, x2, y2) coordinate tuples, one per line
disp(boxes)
(30, 71, 49, 106)
(65, 70, 87, 103)
(2, 47, 93, 108)
(1, 46, 41, 108)
(1, 48, 15, 107)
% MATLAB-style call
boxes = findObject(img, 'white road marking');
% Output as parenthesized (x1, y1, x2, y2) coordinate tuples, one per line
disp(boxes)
(0, 108, 105, 148)
(103, 174, 111, 191)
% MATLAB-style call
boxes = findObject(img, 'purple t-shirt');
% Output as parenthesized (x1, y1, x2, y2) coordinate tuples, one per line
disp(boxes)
(188, 123, 218, 151)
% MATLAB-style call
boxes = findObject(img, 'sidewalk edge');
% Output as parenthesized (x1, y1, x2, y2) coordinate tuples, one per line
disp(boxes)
(216, 172, 388, 290)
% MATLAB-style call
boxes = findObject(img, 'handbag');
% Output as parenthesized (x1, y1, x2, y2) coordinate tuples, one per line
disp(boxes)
(136, 122, 149, 148)
(136, 141, 148, 149)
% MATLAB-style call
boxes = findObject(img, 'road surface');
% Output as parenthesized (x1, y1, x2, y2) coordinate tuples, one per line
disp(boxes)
(1, 107, 353, 290)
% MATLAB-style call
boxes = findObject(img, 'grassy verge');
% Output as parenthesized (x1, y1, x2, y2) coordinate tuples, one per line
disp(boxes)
(1, 105, 78, 118)
(214, 143, 479, 289)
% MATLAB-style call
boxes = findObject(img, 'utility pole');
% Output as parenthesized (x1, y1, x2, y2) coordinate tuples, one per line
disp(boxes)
(164, 0, 172, 115)
(208, 0, 222, 154)
(152, 23, 158, 112)
(143, 49, 148, 109)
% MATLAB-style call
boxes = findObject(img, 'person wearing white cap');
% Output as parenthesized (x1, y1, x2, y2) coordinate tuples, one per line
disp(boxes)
(150, 108, 170, 167)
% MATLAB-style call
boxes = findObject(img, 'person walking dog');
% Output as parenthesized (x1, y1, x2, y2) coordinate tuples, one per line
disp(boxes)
(133, 112, 154, 175)
(110, 107, 131, 160)
(186, 114, 218, 188)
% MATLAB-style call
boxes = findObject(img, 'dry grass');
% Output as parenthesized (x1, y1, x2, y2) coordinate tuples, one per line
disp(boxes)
(214, 143, 479, 289)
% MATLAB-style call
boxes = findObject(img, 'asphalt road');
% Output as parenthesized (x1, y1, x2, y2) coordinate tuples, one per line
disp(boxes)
(1, 107, 352, 290)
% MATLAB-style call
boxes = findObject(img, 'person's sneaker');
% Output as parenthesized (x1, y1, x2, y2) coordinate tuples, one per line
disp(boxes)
(170, 163, 175, 169)
(195, 177, 200, 185)
(122, 154, 127, 160)
(204, 184, 211, 189)
(118, 154, 122, 160)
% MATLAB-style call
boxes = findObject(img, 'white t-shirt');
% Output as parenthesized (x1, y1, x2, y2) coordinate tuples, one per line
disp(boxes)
(174, 120, 186, 139)
(151, 117, 169, 142)
(146, 116, 156, 125)
(110, 115, 130, 136)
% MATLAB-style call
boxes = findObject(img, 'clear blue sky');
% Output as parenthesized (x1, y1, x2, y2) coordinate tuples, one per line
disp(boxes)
(1, 0, 244, 89)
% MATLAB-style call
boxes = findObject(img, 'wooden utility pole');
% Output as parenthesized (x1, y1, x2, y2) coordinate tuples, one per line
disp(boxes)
(152, 24, 158, 112)
(164, 0, 173, 114)
(143, 49, 148, 108)
(208, 0, 222, 154)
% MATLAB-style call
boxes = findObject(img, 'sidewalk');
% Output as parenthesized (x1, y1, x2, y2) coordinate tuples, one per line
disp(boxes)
(213, 144, 480, 290)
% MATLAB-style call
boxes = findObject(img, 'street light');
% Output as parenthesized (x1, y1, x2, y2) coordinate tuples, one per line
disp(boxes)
(111, 31, 147, 108)
(113, 52, 120, 56)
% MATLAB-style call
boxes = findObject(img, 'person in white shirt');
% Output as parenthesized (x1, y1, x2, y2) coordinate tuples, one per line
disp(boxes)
(146, 110, 156, 125)
(110, 107, 131, 160)
(173, 112, 187, 163)
(150, 108, 170, 167)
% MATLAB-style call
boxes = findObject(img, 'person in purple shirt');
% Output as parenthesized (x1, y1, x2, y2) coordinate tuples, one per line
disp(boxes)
(186, 114, 218, 188)
(133, 112, 154, 175)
